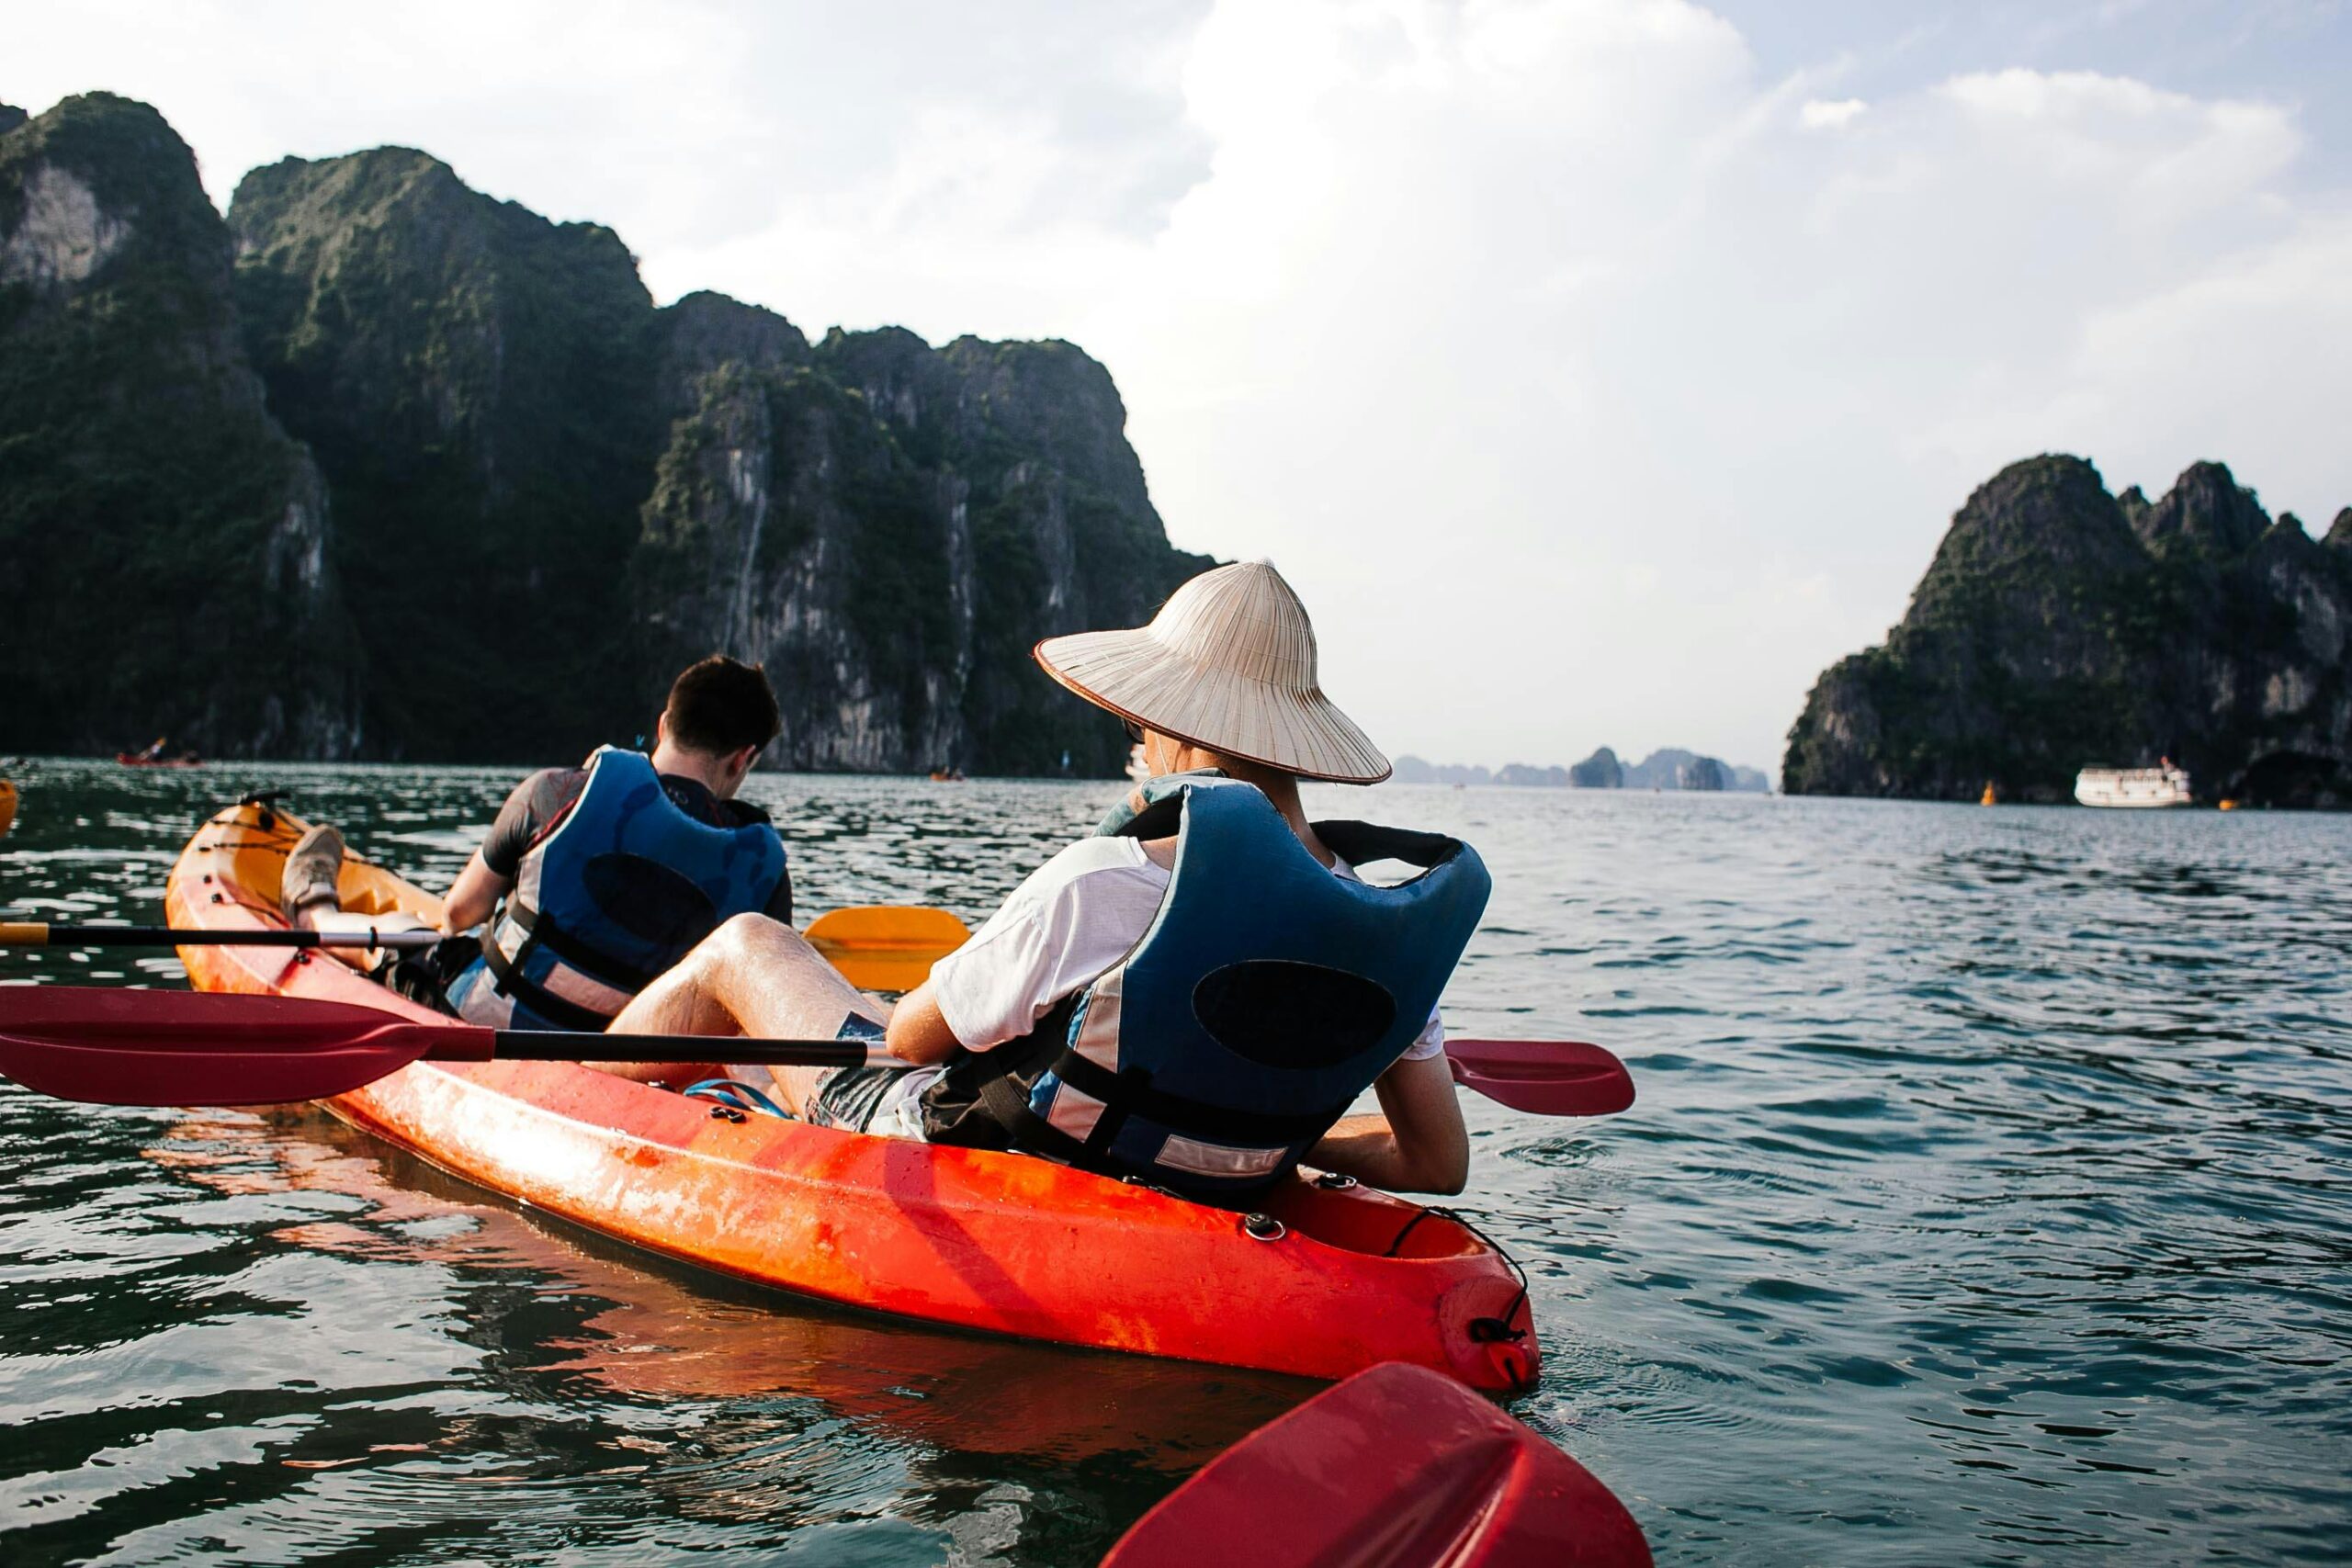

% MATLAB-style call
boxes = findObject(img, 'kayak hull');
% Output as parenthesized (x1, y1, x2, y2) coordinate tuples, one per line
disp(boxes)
(165, 802, 1541, 1391)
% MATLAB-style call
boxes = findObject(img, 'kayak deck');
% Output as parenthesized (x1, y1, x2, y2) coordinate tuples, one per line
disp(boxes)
(164, 801, 1541, 1391)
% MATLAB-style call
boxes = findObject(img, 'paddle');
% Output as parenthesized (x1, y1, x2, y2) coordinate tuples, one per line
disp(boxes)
(0, 907, 972, 962)
(1097, 1360, 1652, 1568)
(0, 986, 1634, 1119)
(0, 987, 872, 1107)
(1446, 1037, 1634, 1117)
(0, 920, 446, 951)
(804, 905, 969, 991)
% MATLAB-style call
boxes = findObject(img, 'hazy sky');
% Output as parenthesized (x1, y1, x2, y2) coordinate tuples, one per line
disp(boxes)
(13, 1, 2350, 774)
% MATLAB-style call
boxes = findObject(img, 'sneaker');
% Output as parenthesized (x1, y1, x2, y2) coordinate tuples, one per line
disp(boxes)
(281, 825, 347, 922)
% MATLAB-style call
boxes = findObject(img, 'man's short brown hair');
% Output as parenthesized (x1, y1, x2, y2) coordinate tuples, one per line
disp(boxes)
(664, 656, 781, 757)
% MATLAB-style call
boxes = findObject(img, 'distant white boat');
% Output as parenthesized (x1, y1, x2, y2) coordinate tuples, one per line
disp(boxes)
(2075, 762, 2192, 808)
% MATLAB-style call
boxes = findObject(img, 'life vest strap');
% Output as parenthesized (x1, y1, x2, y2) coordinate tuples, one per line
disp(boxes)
(1049, 1049, 1336, 1146)
(478, 913, 619, 1033)
(501, 900, 665, 992)
(977, 1069, 1117, 1174)
(956, 1038, 1335, 1198)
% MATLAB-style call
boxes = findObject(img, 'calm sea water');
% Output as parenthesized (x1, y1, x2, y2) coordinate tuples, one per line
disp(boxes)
(2, 759, 2348, 1565)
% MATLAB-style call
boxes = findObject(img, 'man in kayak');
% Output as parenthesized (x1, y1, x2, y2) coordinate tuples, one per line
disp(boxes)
(283, 655, 795, 1031)
(606, 564, 1487, 1197)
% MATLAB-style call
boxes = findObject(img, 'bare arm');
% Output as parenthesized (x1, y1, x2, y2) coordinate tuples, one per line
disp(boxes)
(440, 850, 509, 936)
(882, 979, 965, 1066)
(1306, 1052, 1471, 1195)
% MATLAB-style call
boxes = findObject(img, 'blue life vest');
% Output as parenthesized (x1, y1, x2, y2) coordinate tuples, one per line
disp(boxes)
(921, 775, 1490, 1201)
(447, 746, 787, 1032)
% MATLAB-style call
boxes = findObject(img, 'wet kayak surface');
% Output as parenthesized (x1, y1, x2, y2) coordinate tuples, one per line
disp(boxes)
(5, 760, 2350, 1564)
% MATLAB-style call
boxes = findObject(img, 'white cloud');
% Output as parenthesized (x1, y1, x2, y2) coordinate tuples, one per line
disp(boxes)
(1800, 97, 1869, 129)
(6, 0, 2346, 774)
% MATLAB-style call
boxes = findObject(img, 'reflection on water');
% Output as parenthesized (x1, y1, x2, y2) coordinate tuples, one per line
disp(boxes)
(4, 758, 2350, 1563)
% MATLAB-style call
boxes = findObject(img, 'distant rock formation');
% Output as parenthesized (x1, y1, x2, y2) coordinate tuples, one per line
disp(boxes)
(0, 94, 358, 758)
(1783, 456, 2352, 806)
(1389, 756, 1492, 786)
(1616, 748, 1763, 791)
(1568, 747, 1623, 788)
(1388, 748, 1766, 791)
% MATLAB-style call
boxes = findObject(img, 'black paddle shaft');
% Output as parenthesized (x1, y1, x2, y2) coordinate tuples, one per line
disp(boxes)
(0, 923, 446, 951)
(485, 1031, 875, 1067)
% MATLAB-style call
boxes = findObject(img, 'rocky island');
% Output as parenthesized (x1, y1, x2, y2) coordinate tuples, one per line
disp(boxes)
(0, 94, 1208, 773)
(1783, 457, 2352, 807)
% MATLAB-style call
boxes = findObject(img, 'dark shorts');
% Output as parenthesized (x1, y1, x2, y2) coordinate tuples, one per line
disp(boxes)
(387, 935, 477, 1017)
(804, 1014, 899, 1132)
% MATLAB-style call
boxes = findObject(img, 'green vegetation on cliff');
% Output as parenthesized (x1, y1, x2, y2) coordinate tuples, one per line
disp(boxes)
(0, 95, 356, 756)
(231, 148, 662, 760)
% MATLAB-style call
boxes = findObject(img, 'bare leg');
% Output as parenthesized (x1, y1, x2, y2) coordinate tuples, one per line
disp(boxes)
(600, 913, 888, 1112)
(279, 825, 428, 971)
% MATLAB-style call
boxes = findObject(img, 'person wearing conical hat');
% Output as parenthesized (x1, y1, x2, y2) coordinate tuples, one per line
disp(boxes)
(607, 561, 1490, 1199)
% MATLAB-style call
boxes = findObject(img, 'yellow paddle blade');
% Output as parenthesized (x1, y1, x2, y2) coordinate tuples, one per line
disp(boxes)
(805, 905, 971, 991)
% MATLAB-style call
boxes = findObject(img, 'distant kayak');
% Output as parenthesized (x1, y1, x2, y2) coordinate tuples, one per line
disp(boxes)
(0, 778, 15, 836)
(115, 752, 203, 768)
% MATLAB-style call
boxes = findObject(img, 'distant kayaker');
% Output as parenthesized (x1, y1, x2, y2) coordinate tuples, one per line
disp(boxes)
(606, 564, 1487, 1198)
(283, 655, 793, 1030)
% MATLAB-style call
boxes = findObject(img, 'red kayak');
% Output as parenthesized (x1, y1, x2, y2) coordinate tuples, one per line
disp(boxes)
(162, 801, 1542, 1391)
(1101, 1361, 1651, 1567)
(116, 752, 203, 768)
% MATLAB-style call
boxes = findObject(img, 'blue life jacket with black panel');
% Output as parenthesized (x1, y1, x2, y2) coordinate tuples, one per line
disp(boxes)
(919, 774, 1490, 1202)
(447, 746, 787, 1032)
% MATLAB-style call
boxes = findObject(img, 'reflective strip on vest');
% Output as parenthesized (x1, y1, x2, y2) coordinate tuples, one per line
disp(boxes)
(1154, 1134, 1287, 1179)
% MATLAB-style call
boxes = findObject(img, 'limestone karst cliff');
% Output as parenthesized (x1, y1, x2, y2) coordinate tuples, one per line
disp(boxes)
(230, 145, 662, 761)
(636, 315, 1209, 773)
(1783, 457, 2352, 806)
(0, 92, 1207, 773)
(0, 94, 357, 757)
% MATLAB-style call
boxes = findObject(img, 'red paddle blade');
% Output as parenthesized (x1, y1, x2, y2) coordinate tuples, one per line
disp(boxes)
(1446, 1039, 1636, 1117)
(1101, 1361, 1652, 1568)
(0, 987, 447, 1107)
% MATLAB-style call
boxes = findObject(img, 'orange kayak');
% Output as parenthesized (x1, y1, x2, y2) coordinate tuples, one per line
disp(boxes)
(164, 801, 1541, 1391)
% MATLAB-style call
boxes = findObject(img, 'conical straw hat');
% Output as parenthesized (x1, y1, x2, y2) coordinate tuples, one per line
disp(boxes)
(1035, 561, 1390, 784)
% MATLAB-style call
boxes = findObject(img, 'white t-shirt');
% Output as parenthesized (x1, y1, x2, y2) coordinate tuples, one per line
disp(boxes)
(858, 836, 1445, 1141)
